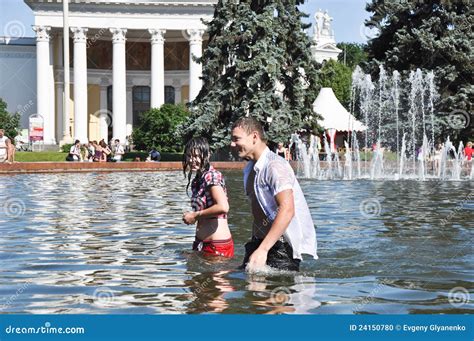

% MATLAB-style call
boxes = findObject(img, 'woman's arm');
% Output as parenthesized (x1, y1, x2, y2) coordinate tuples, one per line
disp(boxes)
(182, 185, 229, 224)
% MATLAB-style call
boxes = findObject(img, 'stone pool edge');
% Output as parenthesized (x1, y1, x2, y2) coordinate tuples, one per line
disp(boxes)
(0, 161, 248, 174)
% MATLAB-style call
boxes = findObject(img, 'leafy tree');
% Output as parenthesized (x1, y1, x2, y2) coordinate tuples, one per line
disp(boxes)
(132, 104, 189, 152)
(318, 59, 352, 109)
(336, 42, 368, 70)
(181, 0, 321, 149)
(0, 98, 21, 141)
(364, 0, 473, 141)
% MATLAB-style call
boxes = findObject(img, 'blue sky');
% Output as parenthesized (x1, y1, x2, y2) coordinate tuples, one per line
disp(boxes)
(0, 0, 371, 43)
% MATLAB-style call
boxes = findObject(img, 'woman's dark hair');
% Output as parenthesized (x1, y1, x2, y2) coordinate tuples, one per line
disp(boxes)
(183, 137, 211, 196)
(74, 139, 80, 145)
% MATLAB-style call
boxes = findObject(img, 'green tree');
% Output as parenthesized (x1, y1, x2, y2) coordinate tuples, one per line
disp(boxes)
(318, 59, 352, 109)
(132, 104, 189, 152)
(364, 0, 473, 140)
(336, 42, 368, 70)
(181, 0, 321, 149)
(0, 98, 21, 141)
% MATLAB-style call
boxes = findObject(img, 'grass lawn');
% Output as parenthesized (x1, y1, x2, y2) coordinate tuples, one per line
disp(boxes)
(15, 152, 69, 162)
(14, 152, 184, 162)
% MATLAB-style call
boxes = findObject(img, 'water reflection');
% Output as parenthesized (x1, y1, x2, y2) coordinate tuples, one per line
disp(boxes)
(0, 172, 472, 314)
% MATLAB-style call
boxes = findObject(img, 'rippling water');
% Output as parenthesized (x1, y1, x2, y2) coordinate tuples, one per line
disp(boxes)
(0, 171, 472, 314)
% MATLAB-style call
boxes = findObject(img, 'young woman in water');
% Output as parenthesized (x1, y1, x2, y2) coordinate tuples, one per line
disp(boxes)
(182, 137, 234, 258)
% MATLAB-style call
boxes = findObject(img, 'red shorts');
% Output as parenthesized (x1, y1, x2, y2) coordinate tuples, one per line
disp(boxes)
(192, 238, 234, 258)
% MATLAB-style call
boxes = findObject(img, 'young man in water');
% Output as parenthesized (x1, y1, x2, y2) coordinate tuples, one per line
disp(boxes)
(230, 117, 317, 272)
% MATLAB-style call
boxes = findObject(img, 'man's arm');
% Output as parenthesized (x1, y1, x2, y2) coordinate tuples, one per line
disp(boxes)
(247, 189, 295, 270)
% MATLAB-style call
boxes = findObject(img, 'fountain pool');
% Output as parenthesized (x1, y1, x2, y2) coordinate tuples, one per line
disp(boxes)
(0, 171, 472, 314)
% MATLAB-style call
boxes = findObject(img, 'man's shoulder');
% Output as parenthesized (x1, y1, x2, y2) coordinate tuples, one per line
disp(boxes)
(265, 152, 291, 169)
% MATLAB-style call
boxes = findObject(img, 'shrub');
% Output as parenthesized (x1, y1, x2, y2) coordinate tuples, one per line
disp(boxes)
(132, 104, 188, 153)
(0, 98, 21, 141)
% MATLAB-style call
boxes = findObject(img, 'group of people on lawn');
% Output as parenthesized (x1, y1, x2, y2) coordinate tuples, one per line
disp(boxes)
(67, 138, 124, 162)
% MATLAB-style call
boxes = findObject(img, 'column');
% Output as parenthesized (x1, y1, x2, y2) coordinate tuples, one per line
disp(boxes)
(54, 34, 64, 142)
(71, 27, 88, 143)
(48, 37, 56, 144)
(149, 29, 166, 108)
(110, 28, 127, 143)
(126, 81, 133, 139)
(33, 26, 55, 145)
(56, 82, 64, 141)
(172, 79, 182, 104)
(186, 29, 204, 102)
(99, 112, 109, 142)
(99, 79, 109, 141)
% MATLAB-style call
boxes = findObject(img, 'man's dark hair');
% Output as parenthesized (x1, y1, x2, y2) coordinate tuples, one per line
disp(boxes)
(231, 116, 266, 141)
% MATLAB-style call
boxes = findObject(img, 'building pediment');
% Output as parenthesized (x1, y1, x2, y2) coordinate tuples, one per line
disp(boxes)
(313, 43, 342, 53)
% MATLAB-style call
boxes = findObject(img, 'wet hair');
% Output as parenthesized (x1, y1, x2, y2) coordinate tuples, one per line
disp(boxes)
(182, 137, 211, 196)
(231, 116, 266, 141)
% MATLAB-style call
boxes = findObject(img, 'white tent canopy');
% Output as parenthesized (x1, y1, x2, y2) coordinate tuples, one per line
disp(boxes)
(312, 87, 367, 132)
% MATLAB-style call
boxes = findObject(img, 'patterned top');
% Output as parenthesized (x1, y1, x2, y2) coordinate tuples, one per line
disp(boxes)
(191, 166, 228, 219)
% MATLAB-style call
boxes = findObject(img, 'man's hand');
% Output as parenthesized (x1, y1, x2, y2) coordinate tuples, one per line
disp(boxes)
(247, 247, 268, 272)
(182, 211, 198, 225)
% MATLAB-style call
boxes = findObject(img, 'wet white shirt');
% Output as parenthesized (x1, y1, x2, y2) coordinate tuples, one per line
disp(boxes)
(243, 147, 318, 260)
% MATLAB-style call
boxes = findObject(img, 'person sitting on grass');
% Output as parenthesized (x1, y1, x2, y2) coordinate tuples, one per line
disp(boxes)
(182, 137, 234, 258)
(92, 141, 103, 162)
(7, 135, 16, 163)
(0, 129, 11, 164)
(99, 140, 111, 162)
(83, 142, 94, 162)
(112, 139, 124, 162)
(67, 140, 82, 162)
(146, 148, 161, 162)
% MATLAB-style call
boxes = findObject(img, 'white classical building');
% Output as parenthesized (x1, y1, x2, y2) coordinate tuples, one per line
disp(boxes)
(6, 0, 216, 146)
(311, 9, 342, 63)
